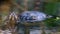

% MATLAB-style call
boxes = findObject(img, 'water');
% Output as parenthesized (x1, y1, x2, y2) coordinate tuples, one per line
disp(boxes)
(17, 26, 51, 34)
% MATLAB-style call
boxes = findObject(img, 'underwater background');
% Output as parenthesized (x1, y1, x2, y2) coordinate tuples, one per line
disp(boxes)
(0, 0, 60, 34)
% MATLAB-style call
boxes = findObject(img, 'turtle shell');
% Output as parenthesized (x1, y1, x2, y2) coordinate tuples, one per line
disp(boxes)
(19, 11, 47, 22)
